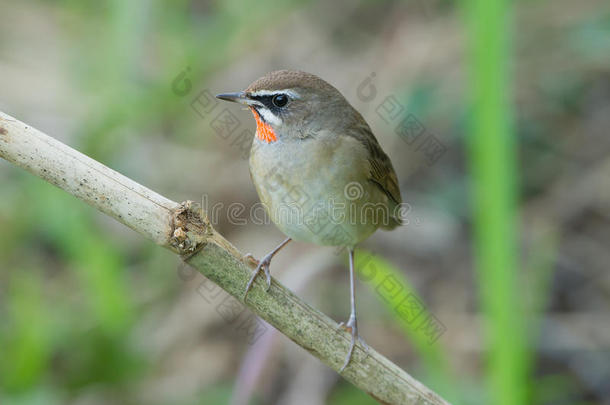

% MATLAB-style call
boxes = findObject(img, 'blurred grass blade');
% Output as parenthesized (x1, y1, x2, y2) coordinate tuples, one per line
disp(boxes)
(522, 223, 558, 397)
(1, 271, 50, 393)
(464, 0, 528, 404)
(354, 251, 458, 401)
(35, 184, 134, 337)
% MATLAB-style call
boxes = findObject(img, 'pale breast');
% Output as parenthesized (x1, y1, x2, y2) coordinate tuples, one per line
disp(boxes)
(249, 132, 392, 247)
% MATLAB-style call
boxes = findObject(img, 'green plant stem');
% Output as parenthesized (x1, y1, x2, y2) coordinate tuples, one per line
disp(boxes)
(464, 0, 527, 404)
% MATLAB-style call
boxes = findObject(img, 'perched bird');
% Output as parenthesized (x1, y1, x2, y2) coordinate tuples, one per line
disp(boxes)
(216, 70, 402, 371)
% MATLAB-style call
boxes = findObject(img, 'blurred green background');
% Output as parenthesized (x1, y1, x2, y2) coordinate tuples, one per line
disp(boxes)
(1, 0, 609, 404)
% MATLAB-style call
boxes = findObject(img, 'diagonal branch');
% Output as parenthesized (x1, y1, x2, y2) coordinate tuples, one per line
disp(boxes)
(0, 111, 450, 405)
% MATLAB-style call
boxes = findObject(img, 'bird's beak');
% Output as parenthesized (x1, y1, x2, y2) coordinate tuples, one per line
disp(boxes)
(215, 91, 260, 106)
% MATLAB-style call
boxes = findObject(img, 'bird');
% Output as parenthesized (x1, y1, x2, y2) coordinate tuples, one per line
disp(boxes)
(216, 70, 402, 372)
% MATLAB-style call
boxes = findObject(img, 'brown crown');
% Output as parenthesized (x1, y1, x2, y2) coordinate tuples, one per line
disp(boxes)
(245, 70, 339, 94)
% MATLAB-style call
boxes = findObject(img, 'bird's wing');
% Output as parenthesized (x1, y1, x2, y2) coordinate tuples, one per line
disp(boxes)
(347, 120, 402, 205)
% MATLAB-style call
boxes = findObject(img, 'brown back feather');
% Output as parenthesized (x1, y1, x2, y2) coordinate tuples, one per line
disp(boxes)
(348, 117, 402, 206)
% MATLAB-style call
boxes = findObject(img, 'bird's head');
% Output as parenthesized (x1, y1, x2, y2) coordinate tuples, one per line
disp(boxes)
(216, 70, 356, 143)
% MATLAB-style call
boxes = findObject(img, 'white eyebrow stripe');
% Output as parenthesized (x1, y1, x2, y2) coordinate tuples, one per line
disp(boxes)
(249, 89, 301, 99)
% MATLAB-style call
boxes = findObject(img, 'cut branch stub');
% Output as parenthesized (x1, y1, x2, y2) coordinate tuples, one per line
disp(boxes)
(170, 200, 212, 257)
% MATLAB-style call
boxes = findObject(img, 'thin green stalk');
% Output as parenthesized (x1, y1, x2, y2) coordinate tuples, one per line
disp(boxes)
(355, 251, 459, 402)
(464, 0, 527, 404)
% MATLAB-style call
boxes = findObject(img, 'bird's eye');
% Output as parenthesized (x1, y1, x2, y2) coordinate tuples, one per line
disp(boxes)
(272, 94, 288, 107)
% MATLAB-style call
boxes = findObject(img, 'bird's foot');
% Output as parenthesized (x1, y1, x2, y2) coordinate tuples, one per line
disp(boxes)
(242, 253, 260, 268)
(337, 315, 368, 372)
(243, 251, 274, 300)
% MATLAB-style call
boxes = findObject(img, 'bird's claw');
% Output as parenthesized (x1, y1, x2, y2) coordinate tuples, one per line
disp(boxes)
(337, 321, 349, 332)
(337, 316, 367, 372)
(243, 253, 273, 300)
(242, 253, 259, 268)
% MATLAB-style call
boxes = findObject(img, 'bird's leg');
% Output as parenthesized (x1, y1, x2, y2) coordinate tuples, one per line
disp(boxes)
(338, 248, 368, 372)
(243, 238, 291, 299)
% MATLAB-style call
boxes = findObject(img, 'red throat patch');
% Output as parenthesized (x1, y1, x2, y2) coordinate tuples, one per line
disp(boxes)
(250, 107, 277, 143)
